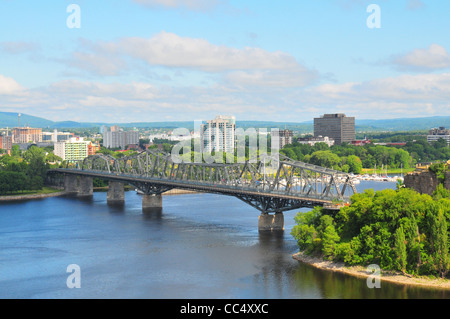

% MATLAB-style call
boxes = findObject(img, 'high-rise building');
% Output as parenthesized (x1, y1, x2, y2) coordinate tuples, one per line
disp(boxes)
(12, 126, 42, 144)
(427, 127, 450, 146)
(272, 129, 293, 149)
(313, 113, 355, 145)
(103, 126, 139, 149)
(201, 115, 236, 153)
(54, 137, 98, 162)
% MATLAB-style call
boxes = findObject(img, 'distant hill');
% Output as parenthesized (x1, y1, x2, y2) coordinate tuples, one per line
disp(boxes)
(356, 116, 450, 132)
(1, 111, 449, 132)
(0, 112, 54, 128)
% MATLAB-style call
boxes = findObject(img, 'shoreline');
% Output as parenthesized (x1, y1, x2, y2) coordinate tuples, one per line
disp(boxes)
(292, 252, 450, 290)
(0, 187, 197, 202)
(0, 190, 68, 201)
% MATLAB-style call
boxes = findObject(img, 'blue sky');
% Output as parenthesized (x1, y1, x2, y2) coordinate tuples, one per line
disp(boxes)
(1, 0, 450, 123)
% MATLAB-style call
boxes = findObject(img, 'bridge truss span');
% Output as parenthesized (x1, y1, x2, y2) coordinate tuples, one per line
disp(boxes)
(52, 149, 357, 214)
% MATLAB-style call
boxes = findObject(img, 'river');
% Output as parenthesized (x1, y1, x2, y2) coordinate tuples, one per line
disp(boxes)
(0, 180, 449, 299)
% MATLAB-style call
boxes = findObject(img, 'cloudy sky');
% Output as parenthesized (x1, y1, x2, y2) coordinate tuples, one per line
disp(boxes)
(1, 0, 450, 123)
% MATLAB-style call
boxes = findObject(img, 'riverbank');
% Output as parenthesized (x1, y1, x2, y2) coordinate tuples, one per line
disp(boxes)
(0, 187, 197, 201)
(292, 252, 450, 290)
(0, 187, 67, 201)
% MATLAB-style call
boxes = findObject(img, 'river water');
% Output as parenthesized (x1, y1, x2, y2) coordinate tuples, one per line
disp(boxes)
(0, 180, 449, 299)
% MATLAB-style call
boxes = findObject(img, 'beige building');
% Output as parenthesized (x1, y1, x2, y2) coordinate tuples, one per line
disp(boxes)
(12, 127, 42, 144)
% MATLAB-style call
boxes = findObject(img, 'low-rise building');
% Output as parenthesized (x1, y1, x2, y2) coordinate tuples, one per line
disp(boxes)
(351, 139, 372, 146)
(297, 136, 335, 147)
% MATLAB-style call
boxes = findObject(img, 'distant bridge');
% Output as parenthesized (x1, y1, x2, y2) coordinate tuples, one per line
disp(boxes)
(48, 150, 357, 231)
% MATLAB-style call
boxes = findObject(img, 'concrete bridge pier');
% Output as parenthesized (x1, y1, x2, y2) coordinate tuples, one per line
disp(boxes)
(258, 212, 284, 232)
(78, 176, 93, 197)
(107, 181, 125, 204)
(64, 175, 78, 194)
(142, 194, 163, 209)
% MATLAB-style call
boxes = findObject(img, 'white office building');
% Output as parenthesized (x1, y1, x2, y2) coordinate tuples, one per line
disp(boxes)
(103, 127, 139, 149)
(200, 116, 236, 153)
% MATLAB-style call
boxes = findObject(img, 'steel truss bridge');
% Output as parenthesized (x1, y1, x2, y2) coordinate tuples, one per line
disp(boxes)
(49, 149, 357, 214)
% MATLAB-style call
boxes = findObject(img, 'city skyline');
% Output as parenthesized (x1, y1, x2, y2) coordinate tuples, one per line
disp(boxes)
(1, 1, 450, 123)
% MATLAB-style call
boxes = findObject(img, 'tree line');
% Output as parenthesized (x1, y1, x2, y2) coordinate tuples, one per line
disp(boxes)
(279, 137, 450, 173)
(0, 145, 59, 195)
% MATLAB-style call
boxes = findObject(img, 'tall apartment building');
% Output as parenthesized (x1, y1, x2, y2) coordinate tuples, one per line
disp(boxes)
(54, 137, 98, 162)
(12, 126, 42, 144)
(272, 129, 294, 149)
(103, 127, 139, 149)
(201, 115, 236, 153)
(314, 113, 355, 145)
(427, 127, 450, 146)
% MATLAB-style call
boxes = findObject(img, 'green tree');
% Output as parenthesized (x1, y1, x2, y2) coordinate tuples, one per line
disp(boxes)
(322, 225, 340, 260)
(346, 155, 363, 174)
(394, 226, 407, 273)
(308, 150, 341, 169)
(428, 206, 450, 278)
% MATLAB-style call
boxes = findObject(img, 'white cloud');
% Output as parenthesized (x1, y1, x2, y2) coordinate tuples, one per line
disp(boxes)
(63, 32, 317, 89)
(121, 32, 299, 72)
(302, 73, 450, 119)
(391, 44, 450, 72)
(224, 69, 318, 88)
(3, 70, 450, 123)
(0, 75, 25, 95)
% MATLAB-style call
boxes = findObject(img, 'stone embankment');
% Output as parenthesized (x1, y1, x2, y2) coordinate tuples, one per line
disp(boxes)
(403, 171, 450, 195)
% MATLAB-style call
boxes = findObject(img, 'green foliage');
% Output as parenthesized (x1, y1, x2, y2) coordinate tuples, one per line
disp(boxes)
(394, 226, 407, 273)
(291, 188, 450, 278)
(0, 145, 49, 195)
